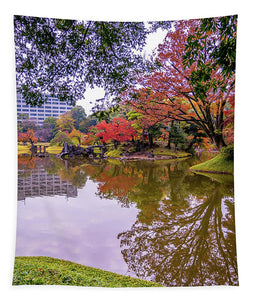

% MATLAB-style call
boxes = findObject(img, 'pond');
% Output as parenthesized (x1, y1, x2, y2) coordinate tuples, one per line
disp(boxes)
(15, 154, 238, 287)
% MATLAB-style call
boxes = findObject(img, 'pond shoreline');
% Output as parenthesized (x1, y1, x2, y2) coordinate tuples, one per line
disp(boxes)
(189, 169, 233, 175)
(189, 153, 234, 175)
(16, 151, 237, 286)
(108, 153, 192, 161)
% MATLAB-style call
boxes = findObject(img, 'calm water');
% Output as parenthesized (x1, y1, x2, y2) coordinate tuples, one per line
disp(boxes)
(16, 154, 238, 286)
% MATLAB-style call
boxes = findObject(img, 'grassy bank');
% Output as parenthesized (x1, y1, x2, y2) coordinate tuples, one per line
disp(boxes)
(17, 144, 31, 155)
(13, 256, 162, 287)
(18, 143, 62, 155)
(105, 145, 192, 159)
(153, 147, 191, 158)
(190, 153, 233, 174)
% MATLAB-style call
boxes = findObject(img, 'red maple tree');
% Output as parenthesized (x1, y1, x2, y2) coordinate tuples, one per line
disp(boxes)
(122, 18, 235, 150)
(95, 117, 137, 148)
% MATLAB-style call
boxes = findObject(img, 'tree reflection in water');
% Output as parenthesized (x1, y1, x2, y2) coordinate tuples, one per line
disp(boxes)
(116, 166, 238, 286)
(18, 155, 238, 286)
(81, 158, 238, 286)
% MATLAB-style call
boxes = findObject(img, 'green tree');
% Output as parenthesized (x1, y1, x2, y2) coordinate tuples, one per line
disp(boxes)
(50, 131, 73, 146)
(70, 106, 87, 130)
(42, 116, 58, 138)
(167, 123, 187, 150)
(14, 16, 171, 106)
(79, 116, 97, 133)
(147, 124, 163, 148)
(57, 112, 74, 133)
(184, 15, 237, 78)
(182, 123, 207, 152)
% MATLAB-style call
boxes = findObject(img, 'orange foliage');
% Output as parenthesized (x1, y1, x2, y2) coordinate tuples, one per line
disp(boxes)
(121, 19, 235, 149)
(18, 129, 38, 145)
(85, 164, 142, 198)
(18, 155, 37, 169)
(82, 132, 96, 146)
(98, 173, 137, 197)
(68, 128, 84, 144)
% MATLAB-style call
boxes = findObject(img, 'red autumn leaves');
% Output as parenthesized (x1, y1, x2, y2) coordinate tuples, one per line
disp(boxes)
(95, 117, 136, 144)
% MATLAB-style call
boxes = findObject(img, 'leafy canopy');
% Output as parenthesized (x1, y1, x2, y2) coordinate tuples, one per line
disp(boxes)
(122, 16, 236, 150)
(14, 16, 171, 106)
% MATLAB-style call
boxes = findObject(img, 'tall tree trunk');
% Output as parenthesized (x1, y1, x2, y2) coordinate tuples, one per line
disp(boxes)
(148, 134, 153, 148)
(167, 131, 171, 149)
(214, 133, 226, 150)
(113, 140, 118, 149)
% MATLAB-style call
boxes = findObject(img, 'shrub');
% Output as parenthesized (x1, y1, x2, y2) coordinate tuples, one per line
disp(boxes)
(221, 144, 234, 161)
(50, 132, 73, 146)
(105, 148, 123, 157)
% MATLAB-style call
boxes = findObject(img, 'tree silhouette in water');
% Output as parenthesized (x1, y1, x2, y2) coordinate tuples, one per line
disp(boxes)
(117, 171, 238, 286)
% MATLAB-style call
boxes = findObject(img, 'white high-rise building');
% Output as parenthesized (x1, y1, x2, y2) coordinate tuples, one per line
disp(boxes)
(17, 93, 74, 126)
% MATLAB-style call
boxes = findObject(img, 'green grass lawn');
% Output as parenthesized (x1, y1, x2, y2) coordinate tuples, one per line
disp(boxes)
(190, 153, 234, 174)
(17, 144, 31, 155)
(153, 147, 191, 158)
(47, 145, 62, 154)
(13, 256, 162, 287)
(18, 143, 62, 155)
(105, 145, 191, 159)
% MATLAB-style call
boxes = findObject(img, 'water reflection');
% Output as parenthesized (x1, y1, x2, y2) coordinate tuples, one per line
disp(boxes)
(118, 183, 237, 286)
(18, 156, 78, 201)
(17, 154, 238, 286)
